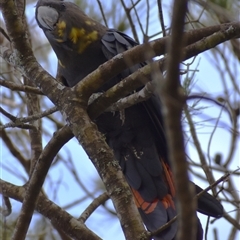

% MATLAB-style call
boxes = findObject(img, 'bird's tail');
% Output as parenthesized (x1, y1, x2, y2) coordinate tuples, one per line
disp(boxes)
(132, 188, 177, 240)
(131, 161, 223, 240)
(131, 159, 178, 240)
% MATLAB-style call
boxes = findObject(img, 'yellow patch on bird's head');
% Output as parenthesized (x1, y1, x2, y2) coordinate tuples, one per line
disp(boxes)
(69, 27, 98, 53)
(85, 20, 96, 26)
(56, 21, 66, 38)
(69, 27, 85, 44)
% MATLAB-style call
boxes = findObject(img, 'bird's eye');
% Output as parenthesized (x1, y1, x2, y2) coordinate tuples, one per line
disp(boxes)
(60, 3, 66, 11)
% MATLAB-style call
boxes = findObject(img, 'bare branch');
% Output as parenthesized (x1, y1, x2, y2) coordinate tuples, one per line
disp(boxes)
(158, 1, 198, 240)
(78, 192, 109, 223)
(0, 180, 102, 240)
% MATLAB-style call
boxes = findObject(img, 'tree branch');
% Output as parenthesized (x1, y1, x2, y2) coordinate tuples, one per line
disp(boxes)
(78, 192, 109, 223)
(0, 180, 102, 240)
(158, 1, 198, 240)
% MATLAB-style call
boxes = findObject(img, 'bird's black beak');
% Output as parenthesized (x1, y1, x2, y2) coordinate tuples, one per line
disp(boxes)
(36, 6, 59, 31)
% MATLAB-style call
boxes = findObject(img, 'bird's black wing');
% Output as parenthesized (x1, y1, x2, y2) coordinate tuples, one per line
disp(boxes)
(101, 29, 223, 239)
(102, 29, 178, 240)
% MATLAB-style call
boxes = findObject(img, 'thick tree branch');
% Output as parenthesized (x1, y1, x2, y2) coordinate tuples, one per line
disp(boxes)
(73, 21, 240, 98)
(57, 102, 148, 240)
(1, 22, 239, 103)
(88, 24, 240, 118)
(158, 1, 198, 240)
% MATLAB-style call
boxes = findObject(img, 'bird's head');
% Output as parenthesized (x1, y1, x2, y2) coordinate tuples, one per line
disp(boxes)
(35, 0, 105, 54)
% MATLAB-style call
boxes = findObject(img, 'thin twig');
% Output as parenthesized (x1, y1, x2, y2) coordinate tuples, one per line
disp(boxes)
(96, 0, 108, 28)
(195, 172, 230, 199)
(119, 0, 140, 43)
(1, 106, 58, 129)
(157, 0, 166, 37)
(78, 192, 109, 223)
(0, 78, 43, 95)
(184, 105, 217, 194)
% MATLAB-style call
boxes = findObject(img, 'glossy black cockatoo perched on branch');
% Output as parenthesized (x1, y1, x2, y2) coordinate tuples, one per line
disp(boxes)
(35, 1, 223, 239)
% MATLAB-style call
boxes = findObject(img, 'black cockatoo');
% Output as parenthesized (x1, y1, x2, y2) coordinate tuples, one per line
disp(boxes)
(35, 1, 223, 239)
